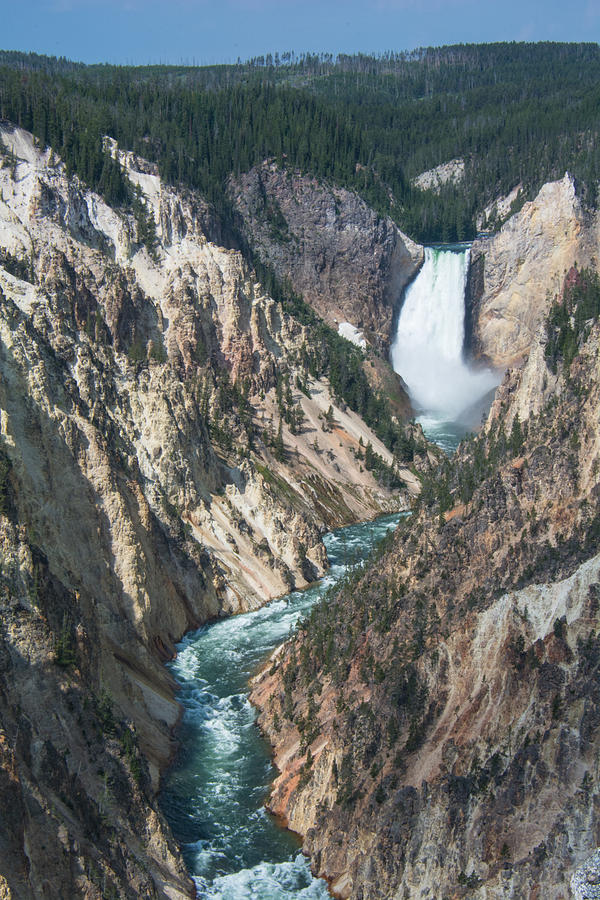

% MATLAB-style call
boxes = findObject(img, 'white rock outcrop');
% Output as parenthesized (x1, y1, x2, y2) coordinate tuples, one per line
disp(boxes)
(468, 174, 599, 368)
(413, 157, 465, 192)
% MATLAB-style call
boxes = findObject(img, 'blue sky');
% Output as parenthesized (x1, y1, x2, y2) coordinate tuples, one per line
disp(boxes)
(3, 0, 599, 65)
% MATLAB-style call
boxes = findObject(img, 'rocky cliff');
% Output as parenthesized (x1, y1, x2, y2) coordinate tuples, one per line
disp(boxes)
(0, 123, 425, 898)
(412, 158, 465, 192)
(253, 266, 600, 898)
(230, 161, 424, 353)
(466, 174, 599, 368)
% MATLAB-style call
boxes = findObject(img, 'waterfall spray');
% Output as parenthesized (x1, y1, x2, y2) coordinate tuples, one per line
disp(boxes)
(391, 246, 498, 424)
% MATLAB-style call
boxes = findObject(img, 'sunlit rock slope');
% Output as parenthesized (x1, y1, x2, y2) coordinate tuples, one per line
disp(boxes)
(0, 123, 426, 898)
(467, 174, 599, 368)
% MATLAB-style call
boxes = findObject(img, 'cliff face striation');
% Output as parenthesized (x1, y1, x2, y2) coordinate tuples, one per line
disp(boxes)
(467, 174, 599, 368)
(0, 124, 425, 898)
(230, 161, 424, 353)
(253, 266, 600, 898)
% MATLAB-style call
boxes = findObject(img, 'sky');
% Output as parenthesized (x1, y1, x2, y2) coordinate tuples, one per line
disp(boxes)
(2, 0, 599, 66)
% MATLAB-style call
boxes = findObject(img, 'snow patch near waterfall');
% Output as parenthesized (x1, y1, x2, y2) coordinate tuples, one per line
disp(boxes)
(338, 321, 367, 349)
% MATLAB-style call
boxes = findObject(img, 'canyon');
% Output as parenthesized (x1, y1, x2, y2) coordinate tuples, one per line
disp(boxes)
(0, 114, 599, 900)
(253, 246, 600, 898)
(467, 173, 600, 368)
(230, 161, 423, 352)
(0, 123, 425, 899)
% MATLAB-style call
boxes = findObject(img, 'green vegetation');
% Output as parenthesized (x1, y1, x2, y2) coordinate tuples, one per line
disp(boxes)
(0, 443, 12, 517)
(131, 184, 159, 258)
(360, 440, 407, 490)
(119, 725, 143, 784)
(197, 288, 418, 463)
(274, 371, 305, 436)
(545, 267, 600, 373)
(0, 248, 34, 282)
(415, 266, 600, 521)
(93, 689, 144, 784)
(0, 43, 599, 243)
(286, 528, 436, 808)
(54, 613, 77, 667)
(262, 256, 600, 866)
(278, 299, 420, 460)
(95, 688, 116, 735)
(0, 44, 593, 471)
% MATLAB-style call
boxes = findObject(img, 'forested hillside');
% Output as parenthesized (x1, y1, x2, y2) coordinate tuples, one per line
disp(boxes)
(0, 43, 599, 242)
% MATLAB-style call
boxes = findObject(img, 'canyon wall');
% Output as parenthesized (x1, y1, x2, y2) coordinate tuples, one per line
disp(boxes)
(253, 266, 600, 898)
(230, 162, 424, 351)
(467, 174, 599, 368)
(0, 124, 422, 898)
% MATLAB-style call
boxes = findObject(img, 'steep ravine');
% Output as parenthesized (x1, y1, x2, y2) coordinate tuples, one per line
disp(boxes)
(1, 118, 591, 900)
(253, 266, 600, 898)
(0, 124, 427, 898)
(161, 514, 402, 898)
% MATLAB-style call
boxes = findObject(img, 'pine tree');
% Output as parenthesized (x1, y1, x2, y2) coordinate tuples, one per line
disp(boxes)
(274, 417, 285, 461)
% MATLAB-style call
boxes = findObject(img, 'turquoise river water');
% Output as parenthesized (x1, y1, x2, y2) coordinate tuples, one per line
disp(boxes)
(159, 239, 480, 897)
(160, 512, 404, 899)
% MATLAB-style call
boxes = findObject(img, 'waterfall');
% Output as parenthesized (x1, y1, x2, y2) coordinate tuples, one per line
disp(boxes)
(391, 246, 498, 425)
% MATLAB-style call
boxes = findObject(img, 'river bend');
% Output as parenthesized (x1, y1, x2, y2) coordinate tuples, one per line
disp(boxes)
(160, 513, 402, 898)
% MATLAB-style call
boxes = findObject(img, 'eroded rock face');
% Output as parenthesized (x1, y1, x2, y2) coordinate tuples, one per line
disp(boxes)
(467, 174, 599, 368)
(230, 161, 424, 351)
(0, 124, 418, 897)
(253, 270, 600, 898)
(572, 849, 600, 899)
(0, 520, 197, 900)
(412, 157, 465, 192)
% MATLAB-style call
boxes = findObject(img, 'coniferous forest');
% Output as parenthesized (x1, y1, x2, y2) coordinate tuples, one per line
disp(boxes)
(0, 42, 599, 243)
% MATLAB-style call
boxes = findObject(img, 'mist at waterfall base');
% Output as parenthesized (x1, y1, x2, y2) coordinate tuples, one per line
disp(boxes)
(391, 245, 499, 453)
(160, 514, 402, 899)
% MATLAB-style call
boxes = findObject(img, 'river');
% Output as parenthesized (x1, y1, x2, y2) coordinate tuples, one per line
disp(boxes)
(160, 243, 489, 897)
(160, 513, 403, 899)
